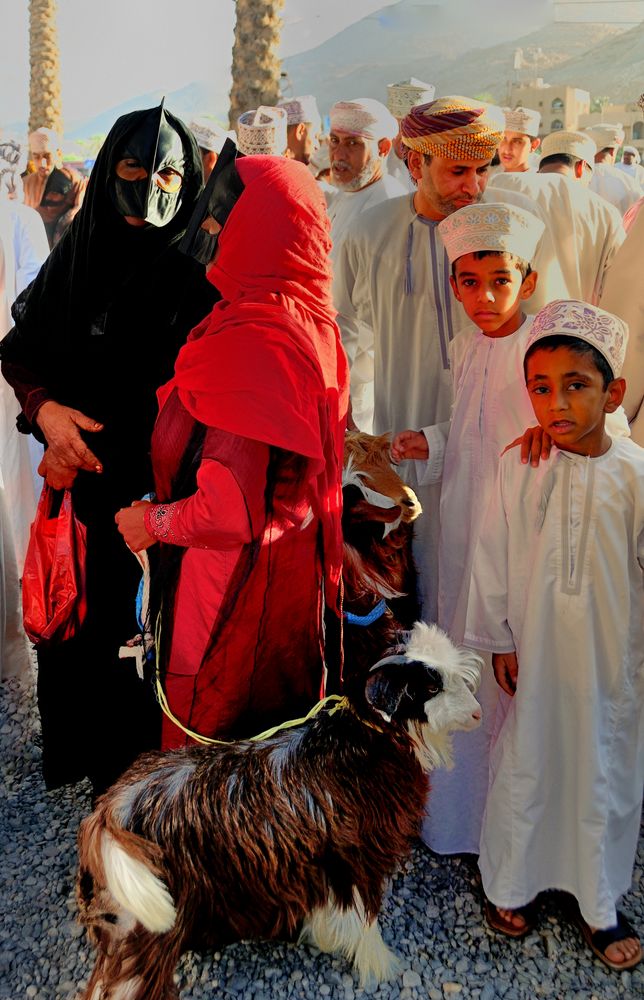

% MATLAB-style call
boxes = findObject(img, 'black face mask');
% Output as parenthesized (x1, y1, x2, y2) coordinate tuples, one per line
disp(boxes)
(41, 167, 74, 208)
(111, 102, 186, 228)
(179, 139, 245, 264)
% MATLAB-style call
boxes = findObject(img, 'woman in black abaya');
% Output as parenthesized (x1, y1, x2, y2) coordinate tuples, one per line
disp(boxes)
(0, 104, 218, 796)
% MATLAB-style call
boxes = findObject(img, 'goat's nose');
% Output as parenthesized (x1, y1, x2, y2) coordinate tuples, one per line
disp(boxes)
(472, 707, 482, 721)
(402, 498, 416, 507)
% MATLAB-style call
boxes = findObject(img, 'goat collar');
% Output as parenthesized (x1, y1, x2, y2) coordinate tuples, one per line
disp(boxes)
(343, 598, 388, 627)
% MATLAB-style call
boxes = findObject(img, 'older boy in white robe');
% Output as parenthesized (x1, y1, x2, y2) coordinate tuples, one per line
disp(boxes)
(466, 301, 643, 970)
(391, 202, 545, 854)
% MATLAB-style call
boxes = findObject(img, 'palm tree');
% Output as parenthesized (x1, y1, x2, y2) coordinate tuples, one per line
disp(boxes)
(28, 0, 63, 136)
(228, 0, 284, 131)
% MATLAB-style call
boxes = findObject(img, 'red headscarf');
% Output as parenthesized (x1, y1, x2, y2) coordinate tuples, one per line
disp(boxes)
(163, 156, 349, 606)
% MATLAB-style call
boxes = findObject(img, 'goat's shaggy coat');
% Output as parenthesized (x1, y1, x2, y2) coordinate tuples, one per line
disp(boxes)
(77, 624, 481, 1000)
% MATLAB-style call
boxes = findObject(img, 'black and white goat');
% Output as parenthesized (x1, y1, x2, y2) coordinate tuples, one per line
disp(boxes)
(76, 623, 481, 1000)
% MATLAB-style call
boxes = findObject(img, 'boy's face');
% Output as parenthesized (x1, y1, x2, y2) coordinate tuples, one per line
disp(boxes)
(450, 252, 537, 338)
(525, 345, 625, 457)
(498, 131, 539, 172)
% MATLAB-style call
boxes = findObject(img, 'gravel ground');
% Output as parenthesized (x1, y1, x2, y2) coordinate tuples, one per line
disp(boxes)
(1, 670, 642, 1000)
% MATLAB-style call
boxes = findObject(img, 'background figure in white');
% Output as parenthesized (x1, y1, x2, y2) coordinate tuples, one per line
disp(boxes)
(498, 106, 541, 173)
(489, 129, 625, 305)
(601, 204, 644, 445)
(0, 222, 33, 679)
(615, 145, 644, 187)
(386, 79, 436, 194)
(326, 98, 405, 433)
(0, 172, 48, 570)
(584, 124, 642, 215)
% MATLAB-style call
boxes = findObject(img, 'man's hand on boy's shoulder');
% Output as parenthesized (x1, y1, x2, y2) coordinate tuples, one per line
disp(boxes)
(492, 651, 519, 697)
(502, 425, 553, 467)
(391, 429, 429, 463)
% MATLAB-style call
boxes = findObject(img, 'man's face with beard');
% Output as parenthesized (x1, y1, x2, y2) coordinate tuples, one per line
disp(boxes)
(329, 131, 384, 192)
(408, 150, 493, 219)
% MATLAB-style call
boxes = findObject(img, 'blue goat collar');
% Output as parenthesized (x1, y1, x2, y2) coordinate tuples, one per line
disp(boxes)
(343, 599, 388, 627)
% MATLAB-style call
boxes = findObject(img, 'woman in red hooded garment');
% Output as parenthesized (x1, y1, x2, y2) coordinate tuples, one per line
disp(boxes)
(116, 154, 349, 748)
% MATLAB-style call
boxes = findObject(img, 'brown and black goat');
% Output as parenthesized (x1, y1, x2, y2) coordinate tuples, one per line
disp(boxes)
(76, 623, 481, 1000)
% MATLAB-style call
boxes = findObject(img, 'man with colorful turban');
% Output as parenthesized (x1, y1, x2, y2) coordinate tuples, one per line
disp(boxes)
(333, 94, 562, 634)
(584, 123, 642, 214)
(327, 98, 406, 431)
(488, 128, 626, 304)
(278, 95, 321, 166)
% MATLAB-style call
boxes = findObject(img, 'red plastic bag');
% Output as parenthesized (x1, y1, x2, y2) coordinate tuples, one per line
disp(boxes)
(22, 485, 88, 645)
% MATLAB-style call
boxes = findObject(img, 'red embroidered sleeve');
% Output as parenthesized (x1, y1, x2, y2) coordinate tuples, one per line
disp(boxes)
(144, 500, 190, 546)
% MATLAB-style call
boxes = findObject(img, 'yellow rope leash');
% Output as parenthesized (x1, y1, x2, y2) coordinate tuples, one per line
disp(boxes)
(153, 610, 348, 746)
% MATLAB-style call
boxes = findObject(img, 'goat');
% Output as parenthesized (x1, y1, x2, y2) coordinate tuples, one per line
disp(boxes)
(76, 622, 481, 1000)
(342, 431, 422, 678)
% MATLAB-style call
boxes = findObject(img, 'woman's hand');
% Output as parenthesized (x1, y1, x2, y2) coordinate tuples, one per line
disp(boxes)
(36, 401, 104, 474)
(37, 450, 79, 490)
(115, 500, 156, 552)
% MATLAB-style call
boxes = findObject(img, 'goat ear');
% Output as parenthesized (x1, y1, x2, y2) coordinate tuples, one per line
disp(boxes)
(365, 663, 410, 722)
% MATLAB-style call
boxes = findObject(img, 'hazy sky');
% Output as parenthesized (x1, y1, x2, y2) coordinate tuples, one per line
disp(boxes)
(1, 0, 409, 127)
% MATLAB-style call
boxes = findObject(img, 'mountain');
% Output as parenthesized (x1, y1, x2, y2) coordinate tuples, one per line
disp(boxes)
(282, 1, 624, 108)
(545, 18, 644, 103)
(282, 0, 554, 108)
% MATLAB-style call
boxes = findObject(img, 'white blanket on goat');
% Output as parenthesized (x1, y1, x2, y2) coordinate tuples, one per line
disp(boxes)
(465, 440, 644, 927)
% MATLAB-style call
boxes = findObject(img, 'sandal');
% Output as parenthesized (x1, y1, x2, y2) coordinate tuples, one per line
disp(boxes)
(483, 897, 536, 939)
(574, 909, 642, 971)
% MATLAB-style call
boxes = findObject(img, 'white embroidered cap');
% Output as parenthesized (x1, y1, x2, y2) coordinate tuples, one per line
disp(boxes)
(29, 127, 61, 155)
(236, 107, 288, 156)
(387, 79, 436, 120)
(438, 202, 545, 265)
(189, 117, 235, 154)
(540, 129, 596, 167)
(584, 123, 624, 150)
(526, 299, 628, 377)
(329, 99, 398, 141)
(278, 95, 321, 130)
(503, 106, 540, 136)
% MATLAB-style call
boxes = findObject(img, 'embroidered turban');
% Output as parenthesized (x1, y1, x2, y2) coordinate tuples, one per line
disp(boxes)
(29, 127, 61, 156)
(503, 106, 540, 136)
(189, 117, 236, 154)
(584, 123, 624, 150)
(526, 300, 627, 377)
(329, 99, 398, 141)
(237, 107, 288, 156)
(439, 202, 544, 265)
(278, 95, 321, 130)
(540, 129, 596, 167)
(387, 79, 436, 120)
(401, 96, 505, 160)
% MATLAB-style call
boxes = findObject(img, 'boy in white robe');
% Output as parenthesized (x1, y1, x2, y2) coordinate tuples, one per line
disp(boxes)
(391, 201, 545, 855)
(466, 300, 643, 971)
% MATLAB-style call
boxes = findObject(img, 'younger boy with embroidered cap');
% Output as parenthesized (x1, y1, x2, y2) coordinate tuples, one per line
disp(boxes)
(391, 200, 544, 855)
(466, 300, 643, 970)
